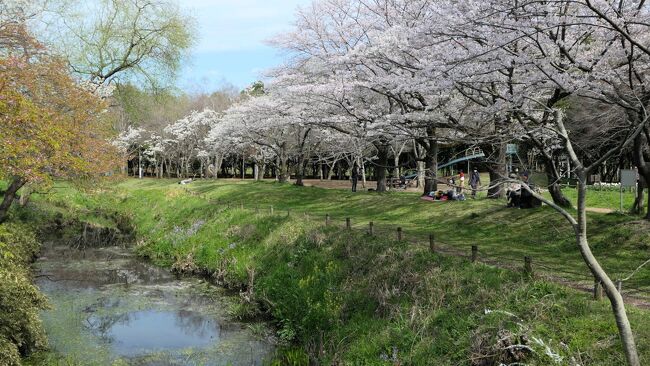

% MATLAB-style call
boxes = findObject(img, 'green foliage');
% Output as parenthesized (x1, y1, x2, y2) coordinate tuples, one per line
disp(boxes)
(44, 0, 197, 88)
(0, 223, 49, 365)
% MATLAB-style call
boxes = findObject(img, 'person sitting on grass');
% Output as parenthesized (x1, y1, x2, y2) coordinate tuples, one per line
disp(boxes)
(506, 173, 521, 208)
(509, 172, 541, 209)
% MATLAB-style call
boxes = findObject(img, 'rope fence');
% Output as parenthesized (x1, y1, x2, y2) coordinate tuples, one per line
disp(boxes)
(181, 187, 650, 305)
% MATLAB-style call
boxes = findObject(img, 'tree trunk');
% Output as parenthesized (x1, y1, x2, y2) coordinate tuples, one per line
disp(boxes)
(278, 146, 289, 183)
(536, 151, 572, 207)
(327, 158, 339, 180)
(422, 139, 439, 195)
(633, 185, 645, 215)
(417, 161, 425, 188)
(574, 174, 640, 366)
(632, 132, 650, 219)
(547, 181, 572, 208)
(295, 155, 306, 186)
(486, 143, 507, 198)
(0, 177, 25, 224)
(360, 158, 367, 188)
(393, 154, 400, 179)
(375, 143, 389, 192)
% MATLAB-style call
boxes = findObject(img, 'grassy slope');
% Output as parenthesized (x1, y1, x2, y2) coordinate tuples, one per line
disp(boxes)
(31, 178, 650, 365)
(185, 179, 649, 293)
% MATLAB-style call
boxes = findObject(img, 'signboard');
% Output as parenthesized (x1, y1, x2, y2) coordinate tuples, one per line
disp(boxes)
(506, 144, 518, 155)
(621, 169, 637, 188)
(619, 169, 637, 213)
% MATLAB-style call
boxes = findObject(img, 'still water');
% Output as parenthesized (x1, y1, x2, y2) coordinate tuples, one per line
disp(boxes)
(34, 243, 274, 365)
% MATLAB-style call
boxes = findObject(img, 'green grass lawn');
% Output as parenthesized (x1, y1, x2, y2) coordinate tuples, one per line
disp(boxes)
(13, 178, 650, 365)
(102, 178, 648, 294)
(558, 187, 638, 211)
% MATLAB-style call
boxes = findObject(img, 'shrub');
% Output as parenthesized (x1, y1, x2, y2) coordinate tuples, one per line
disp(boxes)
(0, 223, 49, 365)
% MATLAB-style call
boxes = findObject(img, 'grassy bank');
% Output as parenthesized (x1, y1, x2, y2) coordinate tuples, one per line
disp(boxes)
(28, 178, 649, 365)
(135, 179, 649, 293)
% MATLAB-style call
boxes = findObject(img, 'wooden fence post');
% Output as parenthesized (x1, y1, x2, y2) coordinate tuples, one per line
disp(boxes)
(524, 256, 533, 277)
(616, 280, 622, 294)
(471, 245, 478, 263)
(594, 279, 603, 300)
(256, 206, 260, 214)
(240, 202, 244, 210)
(429, 234, 435, 253)
(325, 214, 330, 226)
(287, 209, 291, 217)
(346, 218, 351, 229)
(369, 221, 374, 235)
(397, 227, 402, 241)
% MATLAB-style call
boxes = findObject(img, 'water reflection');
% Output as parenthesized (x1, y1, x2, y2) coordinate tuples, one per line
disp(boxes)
(34, 243, 274, 365)
(88, 311, 220, 356)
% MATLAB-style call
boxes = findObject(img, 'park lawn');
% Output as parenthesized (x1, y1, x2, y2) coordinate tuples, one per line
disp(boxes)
(110, 178, 649, 293)
(24, 177, 650, 365)
(558, 187, 638, 211)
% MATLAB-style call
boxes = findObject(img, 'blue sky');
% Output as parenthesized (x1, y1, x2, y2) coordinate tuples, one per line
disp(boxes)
(178, 0, 311, 93)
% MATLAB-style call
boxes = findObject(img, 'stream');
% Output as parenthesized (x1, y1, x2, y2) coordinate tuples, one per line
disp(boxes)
(34, 241, 274, 365)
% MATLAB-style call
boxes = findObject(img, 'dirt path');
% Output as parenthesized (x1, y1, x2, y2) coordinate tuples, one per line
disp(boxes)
(586, 207, 616, 214)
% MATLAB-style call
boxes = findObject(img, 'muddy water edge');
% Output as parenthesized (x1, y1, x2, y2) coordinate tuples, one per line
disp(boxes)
(32, 219, 275, 366)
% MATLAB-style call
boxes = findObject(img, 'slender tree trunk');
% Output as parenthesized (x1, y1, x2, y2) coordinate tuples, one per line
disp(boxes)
(575, 174, 640, 366)
(327, 158, 339, 180)
(138, 151, 143, 179)
(417, 161, 425, 188)
(393, 154, 400, 179)
(632, 181, 645, 215)
(294, 130, 311, 186)
(0, 177, 25, 224)
(632, 132, 650, 219)
(319, 162, 324, 181)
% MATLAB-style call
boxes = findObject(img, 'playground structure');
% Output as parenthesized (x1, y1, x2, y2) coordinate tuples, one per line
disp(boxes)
(439, 147, 486, 171)
(389, 147, 486, 189)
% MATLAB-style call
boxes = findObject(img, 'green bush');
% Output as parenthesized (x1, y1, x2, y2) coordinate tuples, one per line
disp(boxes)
(0, 223, 49, 366)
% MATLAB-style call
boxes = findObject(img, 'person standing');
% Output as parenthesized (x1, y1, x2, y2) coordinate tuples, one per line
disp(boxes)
(351, 164, 359, 192)
(458, 170, 465, 194)
(469, 168, 481, 198)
